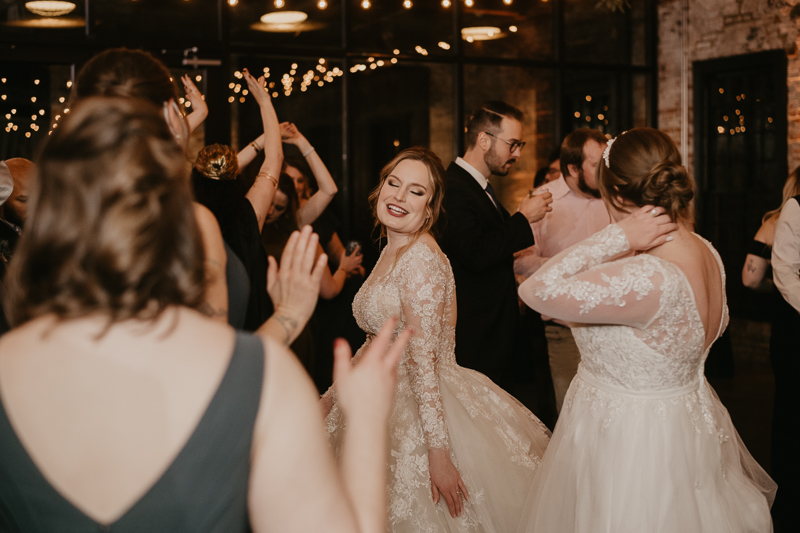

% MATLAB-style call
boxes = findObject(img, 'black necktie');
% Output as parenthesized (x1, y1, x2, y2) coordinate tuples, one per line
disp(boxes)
(484, 182, 503, 219)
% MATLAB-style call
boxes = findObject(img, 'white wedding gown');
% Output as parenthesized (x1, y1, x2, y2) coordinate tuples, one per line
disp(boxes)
(517, 224, 777, 533)
(324, 240, 551, 533)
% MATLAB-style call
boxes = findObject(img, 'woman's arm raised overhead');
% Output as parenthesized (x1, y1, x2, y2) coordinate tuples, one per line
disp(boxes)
(281, 122, 339, 227)
(240, 68, 283, 230)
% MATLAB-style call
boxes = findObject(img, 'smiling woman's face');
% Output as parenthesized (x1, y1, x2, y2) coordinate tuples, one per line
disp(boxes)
(377, 159, 432, 237)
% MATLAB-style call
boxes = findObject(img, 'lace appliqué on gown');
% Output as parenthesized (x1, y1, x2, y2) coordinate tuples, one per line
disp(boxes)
(325, 240, 550, 533)
(517, 225, 775, 533)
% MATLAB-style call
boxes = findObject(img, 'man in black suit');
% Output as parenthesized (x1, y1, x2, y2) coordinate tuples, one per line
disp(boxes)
(437, 101, 552, 390)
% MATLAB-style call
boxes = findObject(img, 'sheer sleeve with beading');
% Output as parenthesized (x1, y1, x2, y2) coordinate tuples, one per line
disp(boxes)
(518, 224, 665, 329)
(398, 244, 450, 451)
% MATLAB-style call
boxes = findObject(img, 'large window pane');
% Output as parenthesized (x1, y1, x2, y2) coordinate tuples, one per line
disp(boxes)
(0, 62, 72, 160)
(349, 1, 454, 57)
(564, 0, 631, 65)
(228, 55, 344, 178)
(349, 60, 454, 249)
(463, 65, 555, 211)
(91, 0, 218, 42)
(463, 0, 553, 60)
(230, 1, 342, 50)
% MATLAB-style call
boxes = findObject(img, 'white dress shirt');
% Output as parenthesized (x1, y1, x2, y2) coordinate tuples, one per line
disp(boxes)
(772, 198, 800, 313)
(455, 157, 499, 210)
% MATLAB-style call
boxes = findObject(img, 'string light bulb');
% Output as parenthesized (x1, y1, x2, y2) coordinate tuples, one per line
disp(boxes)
(317, 0, 327, 8)
(361, 0, 370, 7)
(465, 0, 473, 6)
(503, 0, 512, 4)
(403, 0, 412, 7)
(228, 0, 237, 4)
(274, 0, 284, 7)
(442, 0, 450, 6)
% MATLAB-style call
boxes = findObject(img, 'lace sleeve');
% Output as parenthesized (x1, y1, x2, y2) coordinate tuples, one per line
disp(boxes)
(518, 224, 665, 328)
(398, 244, 450, 451)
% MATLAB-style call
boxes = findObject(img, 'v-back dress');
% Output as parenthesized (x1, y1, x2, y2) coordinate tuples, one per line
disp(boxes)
(0, 332, 264, 533)
(517, 224, 776, 533)
(324, 240, 551, 533)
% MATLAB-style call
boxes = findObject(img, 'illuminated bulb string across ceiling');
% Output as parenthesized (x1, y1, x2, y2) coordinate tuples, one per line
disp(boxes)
(262, 0, 511, 10)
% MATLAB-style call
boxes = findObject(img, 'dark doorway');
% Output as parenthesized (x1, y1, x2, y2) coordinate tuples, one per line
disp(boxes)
(693, 50, 788, 319)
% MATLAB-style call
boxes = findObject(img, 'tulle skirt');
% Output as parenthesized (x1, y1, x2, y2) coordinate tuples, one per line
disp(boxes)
(517, 366, 776, 533)
(326, 361, 551, 533)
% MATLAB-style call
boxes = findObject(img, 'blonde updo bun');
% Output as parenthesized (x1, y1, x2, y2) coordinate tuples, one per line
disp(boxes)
(598, 128, 695, 223)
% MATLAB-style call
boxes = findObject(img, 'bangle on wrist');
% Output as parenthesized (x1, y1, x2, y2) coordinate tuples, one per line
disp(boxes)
(302, 146, 316, 158)
(258, 171, 278, 188)
(251, 141, 263, 153)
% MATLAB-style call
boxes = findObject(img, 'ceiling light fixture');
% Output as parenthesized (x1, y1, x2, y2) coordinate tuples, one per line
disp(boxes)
(461, 26, 504, 41)
(260, 10, 307, 23)
(25, 1, 75, 16)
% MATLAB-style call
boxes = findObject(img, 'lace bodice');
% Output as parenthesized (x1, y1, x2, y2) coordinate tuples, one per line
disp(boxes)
(352, 240, 457, 450)
(519, 224, 729, 393)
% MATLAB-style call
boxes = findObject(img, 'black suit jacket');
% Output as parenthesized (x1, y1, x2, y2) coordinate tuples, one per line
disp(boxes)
(436, 162, 534, 386)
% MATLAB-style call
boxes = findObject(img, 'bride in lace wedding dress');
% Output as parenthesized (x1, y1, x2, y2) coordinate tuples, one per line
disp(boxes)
(517, 128, 776, 533)
(322, 147, 551, 533)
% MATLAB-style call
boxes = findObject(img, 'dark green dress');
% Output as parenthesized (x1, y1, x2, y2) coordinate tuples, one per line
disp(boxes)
(0, 332, 264, 532)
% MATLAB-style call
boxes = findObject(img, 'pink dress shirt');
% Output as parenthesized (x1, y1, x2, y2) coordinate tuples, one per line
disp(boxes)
(514, 176, 611, 323)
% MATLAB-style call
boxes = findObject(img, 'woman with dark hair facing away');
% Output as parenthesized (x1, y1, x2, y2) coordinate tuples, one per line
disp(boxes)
(72, 47, 249, 330)
(0, 97, 411, 532)
(191, 67, 285, 333)
(518, 128, 776, 532)
(322, 147, 551, 533)
(742, 168, 800, 530)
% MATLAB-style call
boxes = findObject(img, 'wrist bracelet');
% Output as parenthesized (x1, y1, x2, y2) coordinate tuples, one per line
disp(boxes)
(258, 171, 278, 188)
(250, 141, 263, 153)
(302, 146, 316, 158)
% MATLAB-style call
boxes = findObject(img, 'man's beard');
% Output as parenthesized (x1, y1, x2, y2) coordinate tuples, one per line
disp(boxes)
(484, 147, 516, 176)
(577, 169, 601, 199)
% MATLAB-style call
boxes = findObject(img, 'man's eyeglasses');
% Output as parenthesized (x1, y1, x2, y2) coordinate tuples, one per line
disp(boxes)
(483, 131, 526, 152)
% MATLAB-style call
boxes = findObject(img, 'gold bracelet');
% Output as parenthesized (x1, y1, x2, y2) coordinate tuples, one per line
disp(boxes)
(258, 171, 278, 188)
(250, 141, 263, 153)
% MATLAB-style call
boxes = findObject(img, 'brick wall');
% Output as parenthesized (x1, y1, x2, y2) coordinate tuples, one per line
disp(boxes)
(658, 0, 800, 171)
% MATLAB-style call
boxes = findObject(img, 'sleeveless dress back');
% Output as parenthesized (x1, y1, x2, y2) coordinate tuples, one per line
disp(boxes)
(0, 332, 264, 533)
(518, 224, 776, 533)
(324, 241, 551, 533)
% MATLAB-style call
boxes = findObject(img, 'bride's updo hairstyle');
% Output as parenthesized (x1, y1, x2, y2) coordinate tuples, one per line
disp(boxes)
(369, 147, 446, 256)
(3, 97, 205, 327)
(597, 128, 695, 224)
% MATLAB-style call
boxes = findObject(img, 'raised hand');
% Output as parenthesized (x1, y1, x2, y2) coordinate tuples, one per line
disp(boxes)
(279, 122, 303, 144)
(519, 190, 553, 224)
(261, 225, 327, 345)
(616, 205, 679, 251)
(333, 317, 411, 425)
(242, 68, 273, 109)
(181, 74, 208, 133)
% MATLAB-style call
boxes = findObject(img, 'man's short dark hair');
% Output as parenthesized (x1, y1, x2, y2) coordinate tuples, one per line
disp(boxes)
(465, 101, 524, 149)
(560, 128, 608, 177)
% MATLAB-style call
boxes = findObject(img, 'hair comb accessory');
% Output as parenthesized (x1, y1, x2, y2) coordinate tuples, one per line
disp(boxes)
(603, 137, 616, 169)
(602, 131, 626, 169)
(195, 144, 239, 181)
